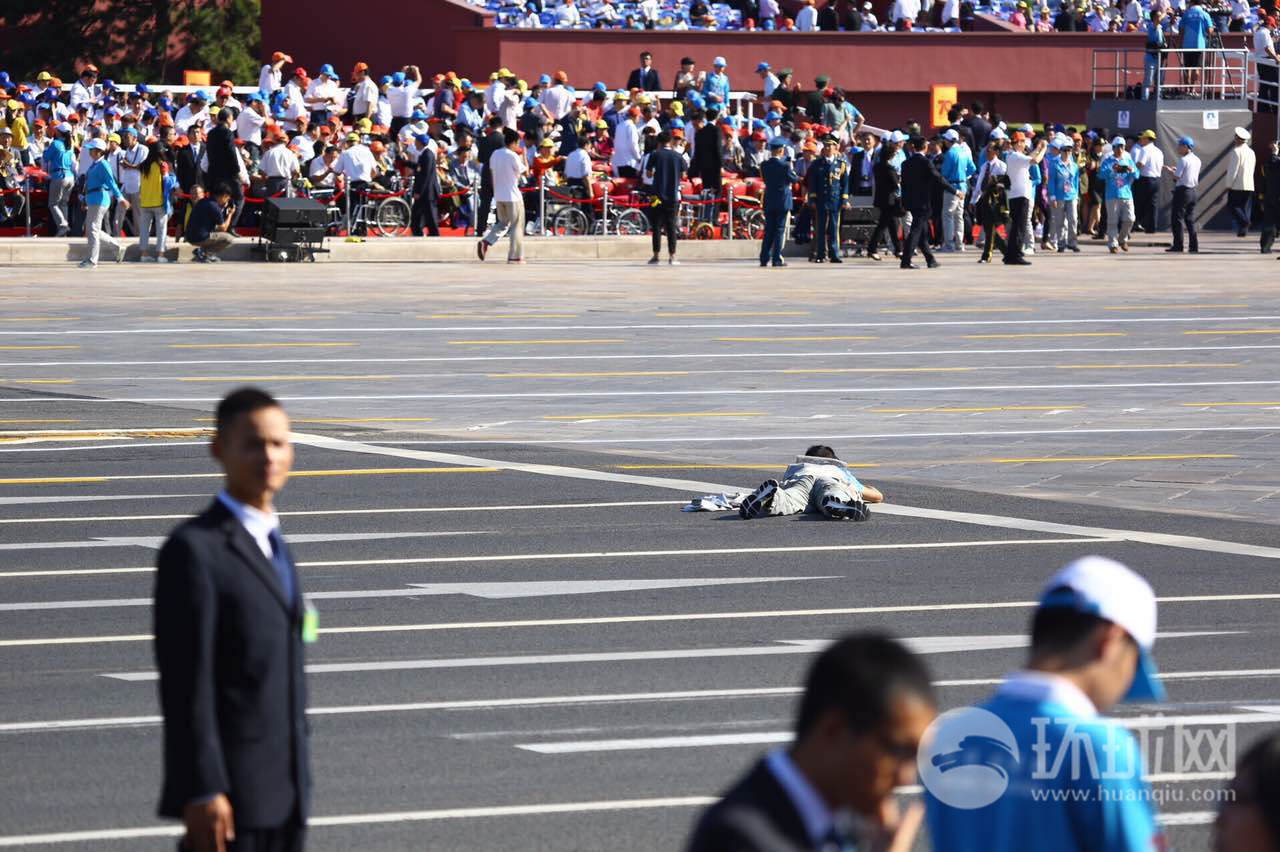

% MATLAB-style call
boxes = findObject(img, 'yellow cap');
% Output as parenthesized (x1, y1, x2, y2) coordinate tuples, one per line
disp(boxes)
(108, 132, 121, 143)
(37, 71, 52, 81)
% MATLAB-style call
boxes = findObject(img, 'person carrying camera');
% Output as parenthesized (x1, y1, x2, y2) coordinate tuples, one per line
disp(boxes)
(1100, 136, 1137, 253)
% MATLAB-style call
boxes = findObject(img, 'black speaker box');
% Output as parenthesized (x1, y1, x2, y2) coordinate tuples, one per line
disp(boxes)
(262, 197, 327, 239)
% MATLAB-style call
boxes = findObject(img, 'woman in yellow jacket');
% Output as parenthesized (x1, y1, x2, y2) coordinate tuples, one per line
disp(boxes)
(137, 140, 177, 262)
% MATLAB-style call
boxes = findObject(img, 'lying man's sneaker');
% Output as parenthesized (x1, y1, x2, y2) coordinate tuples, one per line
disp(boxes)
(821, 494, 870, 521)
(739, 479, 779, 519)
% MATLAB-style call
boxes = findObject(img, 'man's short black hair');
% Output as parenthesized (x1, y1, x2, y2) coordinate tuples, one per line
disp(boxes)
(1030, 591, 1112, 656)
(804, 445, 838, 459)
(948, 105, 963, 123)
(213, 182, 234, 198)
(487, 114, 504, 128)
(215, 387, 281, 436)
(502, 127, 520, 147)
(656, 129, 672, 145)
(795, 633, 935, 738)
(640, 50, 652, 59)
(971, 100, 985, 114)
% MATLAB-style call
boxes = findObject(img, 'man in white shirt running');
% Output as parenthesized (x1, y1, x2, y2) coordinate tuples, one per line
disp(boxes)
(477, 128, 528, 264)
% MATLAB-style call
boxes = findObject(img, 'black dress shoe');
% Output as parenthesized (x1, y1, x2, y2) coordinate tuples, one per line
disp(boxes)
(1003, 258, 1032, 266)
(828, 256, 843, 263)
(926, 260, 940, 268)
(900, 263, 920, 269)
(1165, 246, 1183, 253)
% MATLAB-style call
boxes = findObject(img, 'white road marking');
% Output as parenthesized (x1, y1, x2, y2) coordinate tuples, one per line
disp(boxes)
(5, 342, 1279, 368)
(98, 631, 1232, 681)
(1, 315, 1277, 336)
(0, 499, 684, 524)
(8, 379, 1280, 404)
(0, 531, 488, 552)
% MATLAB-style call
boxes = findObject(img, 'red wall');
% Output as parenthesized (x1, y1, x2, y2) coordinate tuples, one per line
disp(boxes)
(262, 0, 1143, 126)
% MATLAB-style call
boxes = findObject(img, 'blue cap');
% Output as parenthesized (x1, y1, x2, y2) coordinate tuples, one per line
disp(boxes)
(102, 78, 116, 90)
(246, 92, 264, 103)
(592, 82, 606, 93)
(751, 117, 766, 129)
(670, 118, 685, 129)
(105, 106, 120, 116)
(121, 127, 136, 136)
(143, 107, 158, 118)
(0, 72, 8, 83)
(539, 74, 552, 85)
(415, 133, 432, 144)
(319, 63, 337, 78)
(524, 96, 537, 108)
(769, 137, 788, 149)
(135, 83, 150, 95)
(713, 55, 727, 66)
(766, 110, 781, 121)
(194, 89, 210, 101)
(411, 109, 427, 120)
(391, 71, 406, 85)
(1178, 135, 1196, 148)
(756, 61, 771, 71)
(159, 96, 173, 108)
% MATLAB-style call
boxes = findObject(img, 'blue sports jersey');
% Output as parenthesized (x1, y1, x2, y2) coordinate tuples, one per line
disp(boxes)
(925, 681, 1161, 852)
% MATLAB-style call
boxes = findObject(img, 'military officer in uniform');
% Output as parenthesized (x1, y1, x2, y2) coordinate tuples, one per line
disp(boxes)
(805, 135, 849, 263)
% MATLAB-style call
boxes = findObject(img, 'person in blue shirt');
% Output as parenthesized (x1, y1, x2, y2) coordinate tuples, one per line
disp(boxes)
(925, 556, 1167, 852)
(759, 138, 798, 268)
(41, 123, 76, 236)
(1099, 137, 1137, 251)
(1047, 135, 1082, 252)
(939, 129, 976, 252)
(1179, 0, 1215, 92)
(1144, 8, 1167, 100)
(79, 138, 126, 267)
(702, 57, 731, 103)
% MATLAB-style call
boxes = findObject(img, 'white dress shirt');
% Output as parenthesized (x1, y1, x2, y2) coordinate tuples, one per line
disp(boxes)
(489, 147, 528, 203)
(236, 108, 266, 145)
(336, 144, 377, 183)
(259, 144, 299, 178)
(1133, 141, 1164, 178)
(611, 118, 642, 172)
(565, 147, 592, 179)
(1005, 149, 1034, 200)
(796, 4, 818, 29)
(352, 78, 379, 116)
(541, 84, 574, 120)
(259, 64, 282, 94)
(117, 143, 147, 195)
(1175, 151, 1201, 188)
(217, 489, 279, 560)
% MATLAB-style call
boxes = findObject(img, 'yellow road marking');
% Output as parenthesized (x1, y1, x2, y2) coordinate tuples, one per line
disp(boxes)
(0, 468, 499, 486)
(0, 429, 208, 441)
(150, 315, 336, 321)
(1181, 401, 1280, 407)
(488, 370, 688, 378)
(963, 333, 1127, 340)
(1183, 329, 1280, 335)
(178, 375, 394, 382)
(292, 417, 435, 423)
(0, 345, 80, 351)
(783, 367, 973, 374)
(10, 379, 74, 384)
(544, 412, 764, 421)
(717, 335, 878, 342)
(656, 311, 812, 317)
(0, 317, 81, 322)
(0, 419, 81, 424)
(449, 339, 626, 346)
(879, 307, 1034, 314)
(1105, 304, 1249, 310)
(420, 313, 579, 319)
(1056, 363, 1237, 369)
(169, 343, 358, 349)
(872, 405, 1085, 413)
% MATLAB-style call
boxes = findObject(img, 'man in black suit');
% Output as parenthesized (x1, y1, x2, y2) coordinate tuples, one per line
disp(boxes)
(155, 387, 310, 852)
(848, 132, 876, 195)
(626, 52, 662, 91)
(685, 633, 936, 852)
(693, 109, 724, 201)
(205, 107, 244, 229)
(410, 134, 442, 237)
(962, 100, 992, 154)
(900, 135, 959, 269)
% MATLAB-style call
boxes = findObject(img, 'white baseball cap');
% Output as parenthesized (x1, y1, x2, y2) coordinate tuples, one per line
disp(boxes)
(1039, 556, 1164, 702)
(942, 128, 959, 142)
(1111, 135, 1126, 147)
(85, 138, 107, 152)
(989, 127, 1007, 141)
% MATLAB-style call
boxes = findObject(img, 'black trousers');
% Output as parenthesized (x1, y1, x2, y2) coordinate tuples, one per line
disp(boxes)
(648, 199, 677, 255)
(1261, 200, 1280, 252)
(1170, 185, 1198, 251)
(617, 166, 640, 179)
(1004, 196, 1029, 262)
(411, 192, 440, 236)
(477, 177, 494, 234)
(869, 205, 901, 255)
(901, 207, 934, 266)
(1228, 188, 1253, 235)
(181, 821, 304, 852)
(980, 210, 1008, 260)
(1134, 176, 1158, 232)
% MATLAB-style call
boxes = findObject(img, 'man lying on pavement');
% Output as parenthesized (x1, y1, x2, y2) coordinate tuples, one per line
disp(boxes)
(739, 445, 884, 521)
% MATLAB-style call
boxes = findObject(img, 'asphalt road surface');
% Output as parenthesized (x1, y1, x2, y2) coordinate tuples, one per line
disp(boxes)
(1, 244, 1277, 850)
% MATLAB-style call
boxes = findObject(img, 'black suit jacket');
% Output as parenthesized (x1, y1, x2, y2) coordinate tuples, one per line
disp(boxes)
(174, 145, 202, 192)
(685, 759, 811, 852)
(413, 147, 441, 198)
(154, 499, 310, 829)
(872, 156, 900, 209)
(626, 67, 662, 91)
(693, 123, 724, 188)
(849, 149, 874, 193)
(204, 124, 238, 187)
(901, 151, 957, 214)
(964, 115, 992, 153)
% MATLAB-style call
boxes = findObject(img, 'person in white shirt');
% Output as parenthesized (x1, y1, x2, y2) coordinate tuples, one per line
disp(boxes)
(1228, 126, 1256, 236)
(891, 0, 921, 27)
(308, 146, 340, 189)
(638, 0, 661, 25)
(611, 109, 643, 177)
(305, 64, 344, 124)
(236, 95, 268, 167)
(756, 62, 781, 98)
(1163, 135, 1200, 252)
(796, 0, 819, 30)
(1228, 0, 1250, 30)
(388, 66, 423, 137)
(1131, 129, 1163, 233)
(69, 66, 100, 110)
(861, 1, 879, 28)
(564, 138, 594, 193)
(477, 127, 529, 263)
(335, 131, 379, 231)
(114, 128, 147, 238)
(542, 74, 574, 120)
(517, 3, 543, 26)
(1002, 132, 1047, 265)
(349, 62, 379, 123)
(557, 0, 583, 26)
(940, 0, 960, 25)
(174, 92, 210, 135)
(399, 111, 431, 162)
(1123, 0, 1142, 26)
(1255, 18, 1279, 112)
(259, 52, 291, 95)
(281, 71, 308, 133)
(258, 135, 300, 197)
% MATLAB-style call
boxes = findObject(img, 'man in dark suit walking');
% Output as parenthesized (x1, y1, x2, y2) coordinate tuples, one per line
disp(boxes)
(900, 135, 959, 269)
(759, 138, 797, 267)
(410, 134, 442, 237)
(205, 108, 243, 228)
(626, 52, 662, 92)
(155, 387, 310, 852)
(962, 101, 992, 154)
(692, 110, 724, 201)
(685, 633, 936, 852)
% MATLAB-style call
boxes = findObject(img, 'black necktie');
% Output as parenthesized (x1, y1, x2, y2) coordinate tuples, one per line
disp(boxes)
(267, 528, 295, 603)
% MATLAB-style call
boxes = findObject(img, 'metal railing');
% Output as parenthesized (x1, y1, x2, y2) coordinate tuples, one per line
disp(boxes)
(1092, 47, 1250, 101)
(1248, 55, 1280, 112)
